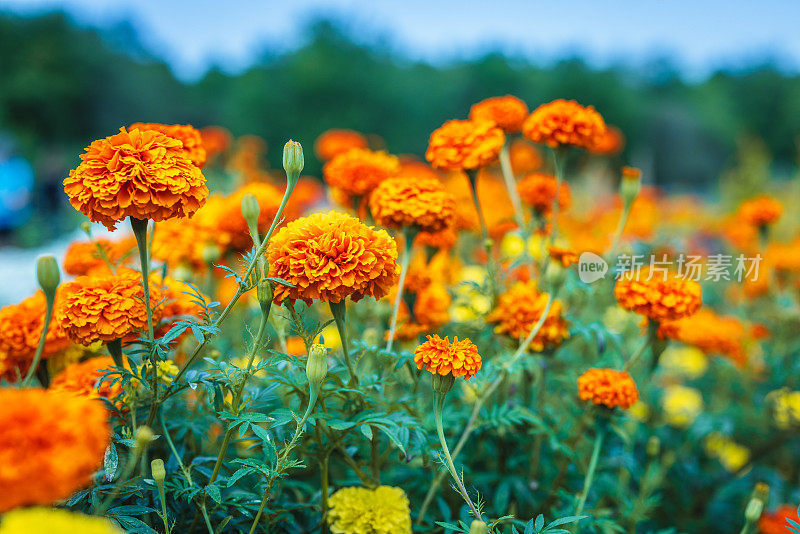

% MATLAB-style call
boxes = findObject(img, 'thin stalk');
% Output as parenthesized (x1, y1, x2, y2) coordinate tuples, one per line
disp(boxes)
(21, 291, 55, 386)
(607, 204, 632, 261)
(131, 217, 154, 340)
(499, 142, 526, 230)
(329, 301, 356, 387)
(386, 227, 416, 352)
(320, 451, 330, 533)
(466, 169, 499, 300)
(548, 148, 567, 248)
(199, 503, 215, 534)
(573, 425, 606, 526)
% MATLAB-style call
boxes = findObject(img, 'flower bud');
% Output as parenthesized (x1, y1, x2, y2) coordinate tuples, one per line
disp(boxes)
(283, 140, 304, 188)
(172, 264, 194, 282)
(744, 495, 764, 523)
(80, 221, 93, 236)
(135, 426, 155, 450)
(306, 343, 328, 394)
(469, 520, 488, 534)
(432, 373, 455, 395)
(646, 435, 660, 458)
(36, 255, 60, 299)
(256, 279, 273, 317)
(544, 261, 566, 291)
(151, 458, 166, 484)
(241, 193, 260, 238)
(201, 243, 221, 265)
(620, 166, 641, 209)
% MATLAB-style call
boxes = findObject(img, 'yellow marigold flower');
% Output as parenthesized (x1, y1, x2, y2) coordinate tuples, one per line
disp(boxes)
(327, 485, 411, 534)
(614, 268, 702, 323)
(509, 138, 543, 174)
(63, 237, 135, 276)
(425, 119, 505, 171)
(661, 385, 703, 428)
(658, 309, 747, 365)
(50, 356, 122, 401)
(0, 507, 123, 534)
(199, 125, 232, 160)
(704, 432, 750, 472)
(56, 269, 163, 346)
(266, 211, 399, 305)
(659, 345, 708, 379)
(129, 122, 207, 168)
(769, 389, 800, 429)
(414, 334, 482, 380)
(737, 194, 783, 227)
(64, 128, 208, 230)
(369, 176, 455, 233)
(590, 125, 625, 155)
(522, 99, 607, 149)
(0, 291, 70, 382)
(323, 148, 399, 197)
(315, 129, 369, 161)
(487, 281, 569, 352)
(469, 95, 529, 133)
(0, 389, 111, 511)
(577, 368, 639, 410)
(517, 172, 571, 217)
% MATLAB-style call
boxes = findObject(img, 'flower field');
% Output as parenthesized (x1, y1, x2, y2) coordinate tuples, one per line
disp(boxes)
(0, 95, 799, 534)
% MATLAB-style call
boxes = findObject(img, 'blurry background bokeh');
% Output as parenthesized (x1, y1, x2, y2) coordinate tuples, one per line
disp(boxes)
(1, 0, 799, 302)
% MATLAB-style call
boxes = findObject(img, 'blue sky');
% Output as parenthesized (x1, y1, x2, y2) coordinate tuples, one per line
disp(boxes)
(3, 0, 800, 80)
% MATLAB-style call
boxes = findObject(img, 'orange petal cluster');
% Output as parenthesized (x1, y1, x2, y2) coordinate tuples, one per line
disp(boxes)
(151, 217, 214, 271)
(63, 128, 208, 230)
(549, 246, 579, 267)
(590, 125, 625, 155)
(57, 269, 163, 345)
(414, 334, 482, 380)
(614, 269, 702, 323)
(0, 388, 111, 511)
(199, 126, 232, 160)
(658, 308, 748, 365)
(737, 195, 783, 227)
(415, 227, 458, 251)
(487, 280, 570, 352)
(517, 172, 572, 216)
(758, 505, 799, 534)
(315, 129, 369, 161)
(369, 176, 455, 233)
(63, 237, 136, 276)
(266, 211, 399, 305)
(50, 356, 123, 401)
(391, 282, 452, 341)
(578, 368, 639, 409)
(0, 291, 70, 382)
(469, 95, 529, 133)
(522, 99, 606, 149)
(425, 119, 505, 171)
(129, 122, 207, 168)
(509, 139, 543, 174)
(323, 148, 399, 197)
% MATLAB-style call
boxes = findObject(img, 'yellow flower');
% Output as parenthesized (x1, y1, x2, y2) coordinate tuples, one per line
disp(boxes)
(705, 432, 750, 472)
(628, 401, 650, 422)
(500, 232, 526, 259)
(320, 324, 342, 350)
(327, 485, 411, 534)
(662, 385, 703, 428)
(0, 507, 123, 534)
(139, 359, 179, 384)
(769, 389, 800, 429)
(660, 345, 708, 379)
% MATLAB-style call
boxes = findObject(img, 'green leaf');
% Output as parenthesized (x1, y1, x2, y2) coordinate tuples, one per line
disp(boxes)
(205, 484, 222, 504)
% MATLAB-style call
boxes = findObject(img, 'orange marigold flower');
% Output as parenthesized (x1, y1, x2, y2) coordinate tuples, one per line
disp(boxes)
(57, 269, 163, 345)
(549, 246, 579, 267)
(759, 505, 799, 534)
(50, 356, 123, 401)
(209, 182, 285, 251)
(487, 280, 569, 352)
(414, 334, 482, 379)
(590, 125, 625, 155)
(425, 119, 505, 171)
(323, 148, 399, 197)
(578, 368, 639, 409)
(398, 159, 442, 181)
(614, 268, 702, 323)
(469, 95, 529, 133)
(266, 211, 399, 305)
(0, 388, 111, 511)
(130, 122, 207, 168)
(199, 126, 232, 160)
(151, 217, 213, 271)
(315, 129, 369, 161)
(391, 282, 452, 341)
(522, 99, 606, 150)
(64, 128, 208, 230)
(286, 177, 325, 217)
(285, 336, 307, 357)
(63, 237, 135, 276)
(369, 176, 455, 233)
(658, 308, 748, 366)
(509, 138, 543, 174)
(738, 194, 783, 227)
(0, 291, 70, 381)
(517, 172, 571, 216)
(415, 226, 458, 250)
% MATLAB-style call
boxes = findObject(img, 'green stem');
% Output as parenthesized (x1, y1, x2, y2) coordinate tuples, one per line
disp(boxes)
(131, 217, 154, 341)
(574, 425, 606, 526)
(548, 147, 567, 249)
(607, 204, 632, 261)
(466, 169, 498, 301)
(386, 227, 416, 352)
(499, 142, 526, 230)
(329, 300, 356, 387)
(21, 291, 54, 386)
(320, 451, 330, 532)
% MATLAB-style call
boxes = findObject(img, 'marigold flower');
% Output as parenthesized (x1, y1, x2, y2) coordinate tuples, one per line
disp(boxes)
(577, 368, 639, 410)
(199, 125, 232, 160)
(57, 269, 163, 346)
(323, 148, 399, 197)
(517, 172, 571, 216)
(769, 389, 800, 429)
(509, 139, 543, 174)
(659, 345, 708, 379)
(414, 334, 482, 380)
(469, 95, 529, 133)
(425, 119, 505, 171)
(391, 282, 451, 341)
(590, 125, 625, 155)
(614, 269, 702, 323)
(548, 246, 579, 267)
(522, 99, 606, 149)
(0, 388, 111, 511)
(0, 291, 70, 381)
(661, 385, 703, 428)
(369, 176, 455, 233)
(151, 217, 213, 271)
(327, 485, 411, 534)
(64, 128, 208, 230)
(759, 505, 799, 534)
(266, 211, 399, 304)
(704, 432, 750, 472)
(415, 226, 458, 250)
(129, 122, 207, 168)
(737, 194, 783, 227)
(63, 237, 135, 276)
(487, 281, 569, 352)
(397, 159, 442, 181)
(0, 507, 123, 534)
(658, 309, 747, 365)
(50, 356, 122, 401)
(315, 129, 369, 161)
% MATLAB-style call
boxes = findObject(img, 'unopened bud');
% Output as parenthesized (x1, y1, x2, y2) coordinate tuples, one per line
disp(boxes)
(646, 436, 660, 458)
(241, 193, 261, 237)
(256, 279, 273, 317)
(80, 221, 93, 236)
(173, 264, 194, 282)
(201, 244, 221, 265)
(432, 373, 455, 395)
(745, 495, 764, 523)
(36, 255, 60, 299)
(545, 261, 566, 290)
(469, 520, 488, 534)
(135, 426, 155, 450)
(306, 343, 328, 394)
(283, 140, 304, 188)
(151, 458, 166, 484)
(620, 166, 641, 208)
